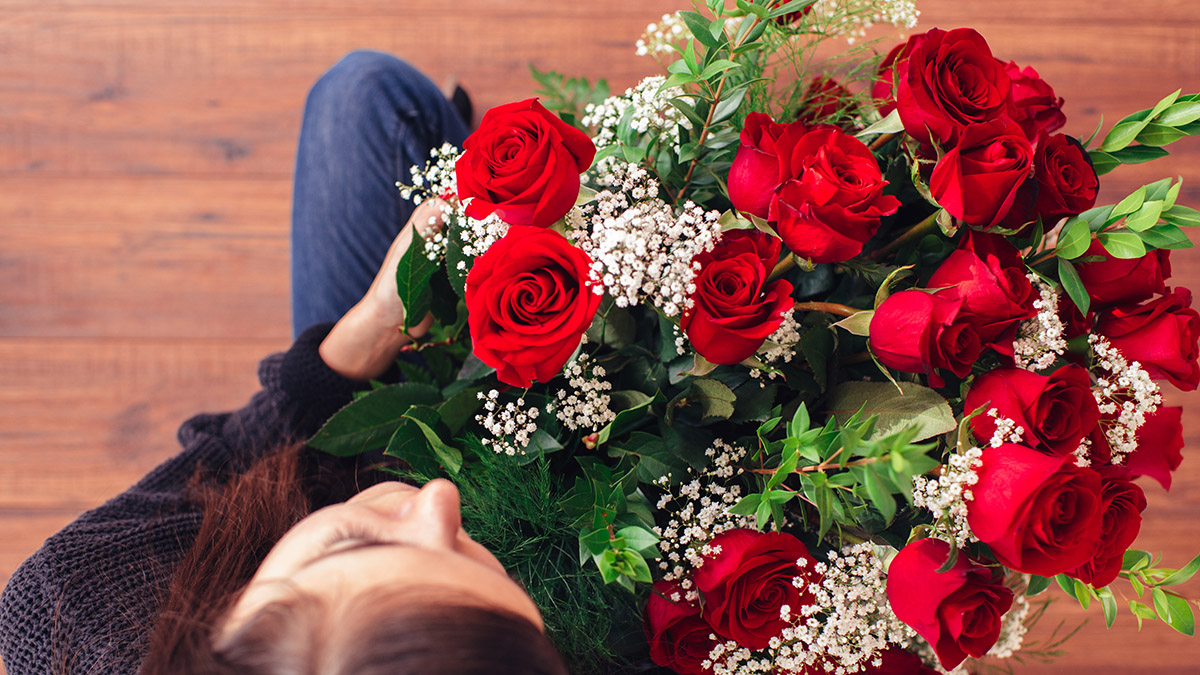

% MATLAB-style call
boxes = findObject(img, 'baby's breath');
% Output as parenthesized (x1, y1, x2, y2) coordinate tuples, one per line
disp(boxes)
(1089, 334, 1162, 464)
(553, 353, 615, 432)
(808, 0, 921, 44)
(568, 163, 722, 316)
(1012, 275, 1068, 372)
(653, 440, 756, 602)
(475, 390, 540, 457)
(635, 13, 688, 58)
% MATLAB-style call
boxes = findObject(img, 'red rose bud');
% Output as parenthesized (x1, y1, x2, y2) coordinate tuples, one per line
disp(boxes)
(930, 118, 1034, 229)
(770, 127, 901, 263)
(967, 443, 1104, 576)
(1033, 133, 1099, 223)
(895, 28, 1015, 146)
(1004, 61, 1066, 139)
(728, 112, 808, 219)
(644, 581, 718, 675)
(456, 98, 596, 228)
(693, 529, 818, 650)
(886, 538, 1014, 671)
(465, 226, 602, 387)
(795, 76, 855, 126)
(927, 230, 1037, 352)
(872, 41, 913, 118)
(966, 365, 1100, 457)
(1125, 405, 1185, 490)
(1095, 287, 1200, 391)
(682, 230, 794, 365)
(1067, 468, 1147, 588)
(1075, 240, 1170, 310)
(870, 288, 982, 387)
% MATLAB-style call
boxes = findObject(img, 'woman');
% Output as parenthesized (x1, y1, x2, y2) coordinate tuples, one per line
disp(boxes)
(0, 51, 568, 674)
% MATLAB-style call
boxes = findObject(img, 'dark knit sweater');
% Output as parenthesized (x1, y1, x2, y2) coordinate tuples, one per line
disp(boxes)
(0, 323, 374, 675)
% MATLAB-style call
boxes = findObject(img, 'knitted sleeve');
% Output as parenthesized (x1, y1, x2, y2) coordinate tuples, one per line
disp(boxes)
(0, 323, 366, 675)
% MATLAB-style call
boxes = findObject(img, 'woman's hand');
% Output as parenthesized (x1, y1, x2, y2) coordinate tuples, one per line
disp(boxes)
(318, 200, 447, 380)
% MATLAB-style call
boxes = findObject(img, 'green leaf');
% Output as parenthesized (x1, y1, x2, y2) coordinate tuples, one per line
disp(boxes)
(711, 86, 749, 125)
(1055, 573, 1075, 596)
(1026, 574, 1052, 597)
(801, 325, 835, 391)
(679, 10, 720, 49)
(815, 482, 834, 539)
(1088, 150, 1119, 176)
(1056, 216, 1093, 259)
(1098, 586, 1119, 628)
(1057, 257, 1090, 316)
(1160, 100, 1200, 126)
(1124, 550, 1153, 572)
(863, 465, 896, 524)
(832, 310, 873, 336)
(1163, 204, 1200, 227)
(1097, 231, 1147, 259)
(395, 230, 439, 332)
(1160, 553, 1200, 586)
(1110, 186, 1147, 221)
(729, 493, 762, 516)
(616, 525, 660, 554)
(1150, 587, 1193, 635)
(699, 59, 740, 81)
(436, 387, 484, 436)
(1111, 145, 1171, 165)
(690, 378, 737, 420)
(404, 413, 463, 474)
(1137, 224, 1193, 250)
(856, 109, 904, 139)
(1073, 579, 1091, 610)
(1165, 178, 1183, 210)
(308, 383, 442, 456)
(768, 449, 800, 489)
(874, 264, 915, 309)
(826, 381, 955, 442)
(443, 218, 471, 298)
(1136, 123, 1189, 147)
(1124, 200, 1165, 232)
(1101, 119, 1149, 152)
(595, 391, 661, 446)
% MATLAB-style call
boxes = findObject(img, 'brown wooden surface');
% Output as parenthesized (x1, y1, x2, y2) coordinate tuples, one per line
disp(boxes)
(1, 1, 1197, 672)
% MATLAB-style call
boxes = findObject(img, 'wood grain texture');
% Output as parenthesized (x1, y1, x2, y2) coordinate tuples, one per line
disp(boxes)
(0, 1, 1198, 672)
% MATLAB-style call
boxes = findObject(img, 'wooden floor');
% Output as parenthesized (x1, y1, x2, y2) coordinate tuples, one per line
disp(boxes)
(1, 1, 1198, 672)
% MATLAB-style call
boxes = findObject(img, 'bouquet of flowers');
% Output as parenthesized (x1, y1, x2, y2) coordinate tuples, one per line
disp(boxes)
(312, 1, 1200, 672)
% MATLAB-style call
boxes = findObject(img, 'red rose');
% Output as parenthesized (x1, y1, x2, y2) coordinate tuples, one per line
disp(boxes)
(965, 365, 1100, 457)
(870, 288, 983, 387)
(967, 443, 1104, 576)
(456, 98, 596, 228)
(796, 76, 854, 126)
(1125, 406, 1185, 490)
(895, 28, 1014, 146)
(693, 529, 817, 650)
(1004, 61, 1066, 139)
(1067, 468, 1147, 587)
(644, 581, 718, 675)
(930, 118, 1034, 228)
(683, 230, 794, 365)
(872, 42, 912, 118)
(1032, 133, 1098, 223)
(927, 230, 1036, 352)
(886, 538, 1014, 671)
(1095, 287, 1200, 391)
(770, 127, 901, 263)
(1075, 241, 1170, 310)
(465, 226, 601, 387)
(728, 112, 809, 219)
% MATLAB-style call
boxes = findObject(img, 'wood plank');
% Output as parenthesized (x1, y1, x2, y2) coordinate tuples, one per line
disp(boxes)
(0, 2, 1196, 177)
(0, 337, 281, 513)
(0, 176, 291, 339)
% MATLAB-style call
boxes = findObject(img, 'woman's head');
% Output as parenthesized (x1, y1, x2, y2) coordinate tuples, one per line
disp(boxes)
(219, 479, 545, 637)
(140, 449, 566, 674)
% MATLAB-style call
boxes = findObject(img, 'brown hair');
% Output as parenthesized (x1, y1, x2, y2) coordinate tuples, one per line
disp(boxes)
(138, 445, 568, 674)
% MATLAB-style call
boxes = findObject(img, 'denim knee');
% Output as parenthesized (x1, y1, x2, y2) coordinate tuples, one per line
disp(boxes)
(302, 50, 464, 151)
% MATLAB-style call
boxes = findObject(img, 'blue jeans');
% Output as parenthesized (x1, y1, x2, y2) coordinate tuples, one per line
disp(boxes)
(290, 51, 470, 337)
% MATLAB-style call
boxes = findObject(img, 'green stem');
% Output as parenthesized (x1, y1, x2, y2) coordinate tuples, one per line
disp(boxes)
(870, 209, 942, 262)
(794, 301, 860, 318)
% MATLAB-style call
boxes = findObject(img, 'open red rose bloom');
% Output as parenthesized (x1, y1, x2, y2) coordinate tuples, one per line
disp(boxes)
(319, 7, 1200, 675)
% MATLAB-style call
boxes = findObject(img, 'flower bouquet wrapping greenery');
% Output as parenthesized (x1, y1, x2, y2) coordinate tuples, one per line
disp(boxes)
(310, 1, 1200, 672)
